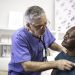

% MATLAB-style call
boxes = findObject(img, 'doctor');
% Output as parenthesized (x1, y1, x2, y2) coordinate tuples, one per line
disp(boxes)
(8, 6, 75, 75)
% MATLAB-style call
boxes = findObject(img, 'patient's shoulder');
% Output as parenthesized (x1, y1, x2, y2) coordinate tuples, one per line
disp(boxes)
(55, 52, 66, 60)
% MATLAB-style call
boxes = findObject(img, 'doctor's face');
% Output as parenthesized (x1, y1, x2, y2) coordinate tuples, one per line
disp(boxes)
(28, 15, 47, 37)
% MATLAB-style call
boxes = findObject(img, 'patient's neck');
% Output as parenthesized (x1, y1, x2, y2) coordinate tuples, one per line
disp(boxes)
(67, 50, 75, 57)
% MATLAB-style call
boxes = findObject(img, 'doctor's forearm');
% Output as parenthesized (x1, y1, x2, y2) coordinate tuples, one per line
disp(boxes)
(21, 61, 57, 72)
(50, 42, 65, 52)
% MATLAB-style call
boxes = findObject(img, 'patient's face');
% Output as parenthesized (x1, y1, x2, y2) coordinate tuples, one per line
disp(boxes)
(62, 27, 75, 51)
(62, 27, 75, 56)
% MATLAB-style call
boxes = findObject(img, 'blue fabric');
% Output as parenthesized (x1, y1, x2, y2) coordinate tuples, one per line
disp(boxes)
(8, 27, 55, 75)
(55, 52, 75, 75)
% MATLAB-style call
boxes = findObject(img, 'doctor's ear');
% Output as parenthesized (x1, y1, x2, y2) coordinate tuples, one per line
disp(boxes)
(26, 23, 32, 30)
(26, 23, 30, 27)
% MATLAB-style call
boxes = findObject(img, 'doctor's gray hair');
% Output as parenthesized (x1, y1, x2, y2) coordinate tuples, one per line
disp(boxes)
(24, 6, 45, 24)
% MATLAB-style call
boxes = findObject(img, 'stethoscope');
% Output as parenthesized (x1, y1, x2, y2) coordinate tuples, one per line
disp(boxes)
(39, 36, 47, 61)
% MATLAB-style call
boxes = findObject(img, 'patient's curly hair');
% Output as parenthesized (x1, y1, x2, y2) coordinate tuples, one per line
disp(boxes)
(62, 26, 75, 50)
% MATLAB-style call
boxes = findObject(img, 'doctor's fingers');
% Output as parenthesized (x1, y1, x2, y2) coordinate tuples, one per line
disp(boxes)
(62, 60, 75, 70)
(56, 60, 74, 70)
(64, 64, 73, 70)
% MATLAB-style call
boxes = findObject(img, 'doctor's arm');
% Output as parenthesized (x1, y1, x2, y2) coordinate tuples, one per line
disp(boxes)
(49, 42, 67, 53)
(21, 59, 74, 72)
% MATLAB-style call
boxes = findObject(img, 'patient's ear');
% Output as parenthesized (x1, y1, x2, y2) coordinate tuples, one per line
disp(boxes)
(67, 38, 75, 49)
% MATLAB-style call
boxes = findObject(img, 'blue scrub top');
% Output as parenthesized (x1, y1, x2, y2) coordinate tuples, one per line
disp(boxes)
(54, 52, 75, 75)
(8, 27, 55, 75)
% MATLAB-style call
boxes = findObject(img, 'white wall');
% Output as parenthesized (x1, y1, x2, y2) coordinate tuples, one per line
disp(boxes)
(0, 0, 54, 29)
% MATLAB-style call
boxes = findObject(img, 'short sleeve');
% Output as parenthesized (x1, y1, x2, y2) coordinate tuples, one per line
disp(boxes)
(11, 34, 31, 63)
(44, 28, 56, 47)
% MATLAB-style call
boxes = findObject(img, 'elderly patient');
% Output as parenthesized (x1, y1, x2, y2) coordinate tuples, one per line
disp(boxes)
(51, 26, 75, 75)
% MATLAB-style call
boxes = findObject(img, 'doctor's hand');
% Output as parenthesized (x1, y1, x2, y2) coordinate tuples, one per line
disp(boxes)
(61, 46, 68, 54)
(55, 59, 74, 70)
